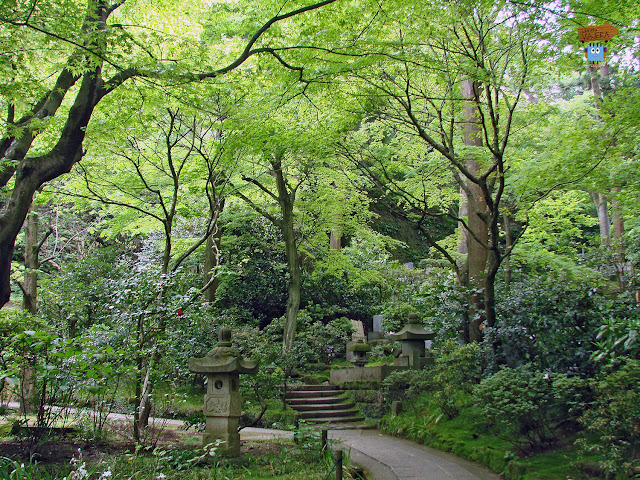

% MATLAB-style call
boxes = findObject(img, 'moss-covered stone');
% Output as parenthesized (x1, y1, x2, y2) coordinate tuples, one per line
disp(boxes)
(347, 342, 372, 352)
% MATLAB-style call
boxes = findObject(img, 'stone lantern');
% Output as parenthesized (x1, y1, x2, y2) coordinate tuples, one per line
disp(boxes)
(389, 313, 435, 369)
(188, 327, 258, 456)
(347, 339, 371, 366)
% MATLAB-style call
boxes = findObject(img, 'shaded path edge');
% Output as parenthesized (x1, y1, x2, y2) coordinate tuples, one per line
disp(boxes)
(343, 444, 400, 480)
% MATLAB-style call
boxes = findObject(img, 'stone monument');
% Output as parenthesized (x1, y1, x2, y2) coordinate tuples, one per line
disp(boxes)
(188, 327, 258, 456)
(389, 313, 435, 369)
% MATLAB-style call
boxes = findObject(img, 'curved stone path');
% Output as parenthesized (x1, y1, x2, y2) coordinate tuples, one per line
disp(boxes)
(329, 429, 501, 480)
(246, 425, 500, 479)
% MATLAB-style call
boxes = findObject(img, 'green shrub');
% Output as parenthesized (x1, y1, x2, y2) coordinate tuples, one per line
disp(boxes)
(592, 316, 640, 365)
(1, 310, 43, 399)
(550, 374, 593, 428)
(380, 369, 430, 404)
(578, 358, 640, 477)
(473, 364, 557, 453)
(0, 309, 39, 337)
(430, 341, 487, 418)
(494, 274, 639, 374)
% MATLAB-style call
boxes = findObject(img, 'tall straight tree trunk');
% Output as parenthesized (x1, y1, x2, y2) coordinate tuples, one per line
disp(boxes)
(456, 189, 471, 344)
(236, 151, 302, 353)
(588, 65, 612, 248)
(23, 209, 38, 314)
(461, 78, 488, 343)
(591, 191, 610, 246)
(611, 191, 624, 261)
(20, 207, 39, 415)
(282, 209, 301, 353)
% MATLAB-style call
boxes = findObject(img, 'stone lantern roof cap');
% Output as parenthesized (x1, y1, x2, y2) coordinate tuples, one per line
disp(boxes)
(388, 313, 435, 341)
(188, 327, 259, 374)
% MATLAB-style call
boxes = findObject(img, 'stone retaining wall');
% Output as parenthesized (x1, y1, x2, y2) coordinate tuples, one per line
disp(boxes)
(329, 365, 403, 384)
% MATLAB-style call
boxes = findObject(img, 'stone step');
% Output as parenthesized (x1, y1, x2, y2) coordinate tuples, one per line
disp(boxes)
(289, 384, 340, 392)
(285, 384, 367, 429)
(302, 415, 365, 424)
(286, 396, 346, 406)
(298, 408, 360, 420)
(291, 402, 356, 412)
(320, 422, 376, 430)
(285, 390, 343, 399)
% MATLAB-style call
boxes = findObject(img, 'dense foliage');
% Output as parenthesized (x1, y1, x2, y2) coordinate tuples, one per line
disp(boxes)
(1, 0, 640, 477)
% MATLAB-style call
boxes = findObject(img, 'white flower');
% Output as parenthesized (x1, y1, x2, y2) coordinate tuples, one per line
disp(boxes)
(156, 474, 166, 479)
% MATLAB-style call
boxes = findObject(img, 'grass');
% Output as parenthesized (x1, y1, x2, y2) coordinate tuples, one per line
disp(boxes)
(0, 387, 350, 480)
(1, 444, 334, 479)
(0, 421, 341, 480)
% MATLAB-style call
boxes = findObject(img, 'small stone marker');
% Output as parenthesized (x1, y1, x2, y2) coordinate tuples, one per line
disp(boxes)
(373, 315, 383, 333)
(391, 400, 403, 417)
(188, 327, 258, 456)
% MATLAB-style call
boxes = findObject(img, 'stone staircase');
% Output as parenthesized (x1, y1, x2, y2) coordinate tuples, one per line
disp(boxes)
(285, 384, 368, 429)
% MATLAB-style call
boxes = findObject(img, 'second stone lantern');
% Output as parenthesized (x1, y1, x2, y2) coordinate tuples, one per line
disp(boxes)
(389, 313, 435, 369)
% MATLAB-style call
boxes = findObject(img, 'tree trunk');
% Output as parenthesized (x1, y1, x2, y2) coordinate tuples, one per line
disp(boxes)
(503, 212, 513, 293)
(204, 201, 225, 303)
(456, 188, 471, 344)
(0, 66, 102, 307)
(133, 312, 145, 442)
(271, 154, 302, 353)
(591, 191, 610, 246)
(329, 229, 342, 251)
(283, 221, 301, 353)
(19, 366, 36, 415)
(22, 209, 38, 314)
(20, 208, 39, 415)
(611, 192, 624, 256)
(461, 78, 488, 343)
(611, 190, 627, 289)
(484, 202, 502, 333)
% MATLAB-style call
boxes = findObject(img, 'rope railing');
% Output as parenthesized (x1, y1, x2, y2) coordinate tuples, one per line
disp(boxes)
(321, 428, 343, 480)
(323, 449, 343, 480)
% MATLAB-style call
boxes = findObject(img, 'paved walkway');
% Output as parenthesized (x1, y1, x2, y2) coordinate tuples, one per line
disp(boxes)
(329, 429, 501, 480)
(2, 402, 294, 442)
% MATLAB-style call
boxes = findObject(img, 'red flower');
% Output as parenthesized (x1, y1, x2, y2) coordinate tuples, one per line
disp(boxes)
(177, 309, 183, 316)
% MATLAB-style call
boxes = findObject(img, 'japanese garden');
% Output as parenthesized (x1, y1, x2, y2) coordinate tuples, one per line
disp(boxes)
(0, 0, 639, 478)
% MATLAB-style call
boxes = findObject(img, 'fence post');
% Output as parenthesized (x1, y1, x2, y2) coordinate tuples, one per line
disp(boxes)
(321, 428, 328, 450)
(293, 413, 300, 444)
(335, 449, 343, 480)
